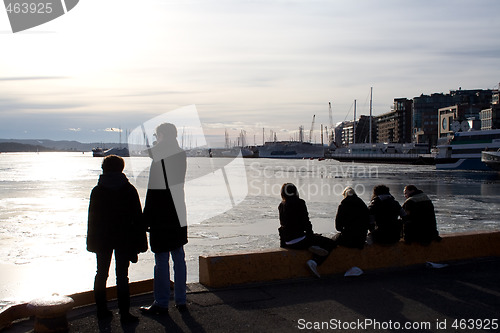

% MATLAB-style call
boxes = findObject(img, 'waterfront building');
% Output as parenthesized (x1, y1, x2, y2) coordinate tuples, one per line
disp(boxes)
(332, 122, 344, 148)
(439, 104, 483, 138)
(376, 98, 413, 144)
(340, 121, 354, 146)
(480, 89, 500, 130)
(355, 115, 376, 144)
(333, 87, 496, 149)
(413, 89, 493, 146)
(412, 93, 454, 147)
(480, 107, 500, 130)
(450, 88, 493, 106)
(338, 116, 374, 146)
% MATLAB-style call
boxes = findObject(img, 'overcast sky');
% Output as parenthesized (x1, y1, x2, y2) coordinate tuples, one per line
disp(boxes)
(1, 0, 499, 146)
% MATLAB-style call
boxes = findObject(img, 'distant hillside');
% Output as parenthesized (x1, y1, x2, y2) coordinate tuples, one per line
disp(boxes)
(0, 139, 117, 152)
(0, 142, 59, 152)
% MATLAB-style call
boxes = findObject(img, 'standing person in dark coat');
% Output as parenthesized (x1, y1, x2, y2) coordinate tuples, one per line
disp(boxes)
(402, 185, 441, 244)
(140, 123, 188, 315)
(278, 183, 336, 278)
(87, 155, 147, 323)
(333, 186, 370, 249)
(367, 185, 405, 244)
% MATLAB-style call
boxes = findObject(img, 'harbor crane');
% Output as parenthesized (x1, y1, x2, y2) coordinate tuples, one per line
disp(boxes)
(309, 114, 315, 143)
(329, 102, 334, 142)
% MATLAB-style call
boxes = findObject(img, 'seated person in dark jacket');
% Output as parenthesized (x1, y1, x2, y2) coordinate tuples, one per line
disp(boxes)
(402, 185, 441, 244)
(333, 186, 369, 249)
(87, 155, 147, 322)
(367, 185, 405, 244)
(278, 183, 336, 278)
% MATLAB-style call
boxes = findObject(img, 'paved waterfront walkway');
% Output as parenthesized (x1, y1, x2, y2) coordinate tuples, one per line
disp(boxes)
(4, 257, 500, 332)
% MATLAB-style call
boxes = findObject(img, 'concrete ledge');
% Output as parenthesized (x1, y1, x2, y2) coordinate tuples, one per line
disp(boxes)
(0, 277, 161, 329)
(199, 231, 500, 288)
(0, 303, 34, 331)
(69, 279, 155, 308)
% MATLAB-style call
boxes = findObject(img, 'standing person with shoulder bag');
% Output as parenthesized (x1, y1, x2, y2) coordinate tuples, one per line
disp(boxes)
(140, 123, 189, 315)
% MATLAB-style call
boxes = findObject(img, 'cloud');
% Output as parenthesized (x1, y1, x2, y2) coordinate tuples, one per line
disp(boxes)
(115, 90, 200, 98)
(1, 0, 500, 143)
(104, 128, 122, 132)
(0, 76, 68, 81)
(0, 100, 85, 114)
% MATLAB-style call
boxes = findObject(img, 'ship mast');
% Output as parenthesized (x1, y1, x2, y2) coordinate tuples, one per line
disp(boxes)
(329, 102, 333, 143)
(369, 87, 373, 144)
(321, 124, 324, 145)
(353, 100, 356, 145)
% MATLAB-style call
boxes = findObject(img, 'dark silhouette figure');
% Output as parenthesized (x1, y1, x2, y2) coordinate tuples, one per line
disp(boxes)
(402, 185, 441, 244)
(140, 123, 188, 315)
(333, 186, 370, 249)
(278, 183, 336, 278)
(87, 155, 147, 323)
(367, 185, 405, 244)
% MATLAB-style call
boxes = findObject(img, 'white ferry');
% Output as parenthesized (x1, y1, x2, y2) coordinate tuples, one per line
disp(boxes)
(435, 129, 500, 170)
(257, 141, 325, 159)
(329, 142, 434, 165)
(209, 147, 256, 158)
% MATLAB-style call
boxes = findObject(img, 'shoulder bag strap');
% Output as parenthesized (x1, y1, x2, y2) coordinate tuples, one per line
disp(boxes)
(161, 159, 169, 189)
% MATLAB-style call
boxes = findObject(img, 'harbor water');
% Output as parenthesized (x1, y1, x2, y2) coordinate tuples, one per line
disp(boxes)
(1, 152, 499, 308)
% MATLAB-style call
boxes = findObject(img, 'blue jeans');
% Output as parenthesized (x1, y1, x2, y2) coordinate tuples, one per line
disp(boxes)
(153, 246, 186, 307)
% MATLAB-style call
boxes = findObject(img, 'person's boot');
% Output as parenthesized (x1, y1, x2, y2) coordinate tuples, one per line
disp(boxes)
(95, 290, 113, 320)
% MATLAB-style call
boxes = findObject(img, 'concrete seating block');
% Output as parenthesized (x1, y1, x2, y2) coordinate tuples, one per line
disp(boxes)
(199, 231, 500, 288)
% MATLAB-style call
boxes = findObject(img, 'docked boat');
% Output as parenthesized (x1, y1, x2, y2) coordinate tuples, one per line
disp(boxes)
(93, 127, 130, 157)
(208, 147, 256, 158)
(329, 143, 434, 165)
(92, 147, 105, 157)
(257, 141, 325, 159)
(481, 149, 500, 171)
(435, 129, 500, 170)
(92, 146, 130, 157)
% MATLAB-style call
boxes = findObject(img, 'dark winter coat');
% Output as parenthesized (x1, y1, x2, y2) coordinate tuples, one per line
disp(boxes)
(278, 196, 313, 246)
(368, 194, 403, 244)
(87, 173, 147, 255)
(402, 190, 441, 244)
(335, 195, 370, 248)
(144, 150, 188, 253)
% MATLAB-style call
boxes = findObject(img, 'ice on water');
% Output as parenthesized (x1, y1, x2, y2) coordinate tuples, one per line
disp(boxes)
(0, 152, 499, 304)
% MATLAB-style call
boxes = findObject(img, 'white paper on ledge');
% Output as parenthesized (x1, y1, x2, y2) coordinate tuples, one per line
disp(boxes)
(344, 266, 364, 277)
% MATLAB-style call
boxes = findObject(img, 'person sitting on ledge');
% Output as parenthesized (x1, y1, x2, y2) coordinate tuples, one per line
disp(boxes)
(402, 185, 441, 244)
(367, 185, 405, 245)
(333, 186, 370, 249)
(278, 183, 336, 278)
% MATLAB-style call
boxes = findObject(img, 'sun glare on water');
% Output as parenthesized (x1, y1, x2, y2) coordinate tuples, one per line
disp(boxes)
(0, 153, 104, 303)
(20, 152, 99, 182)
